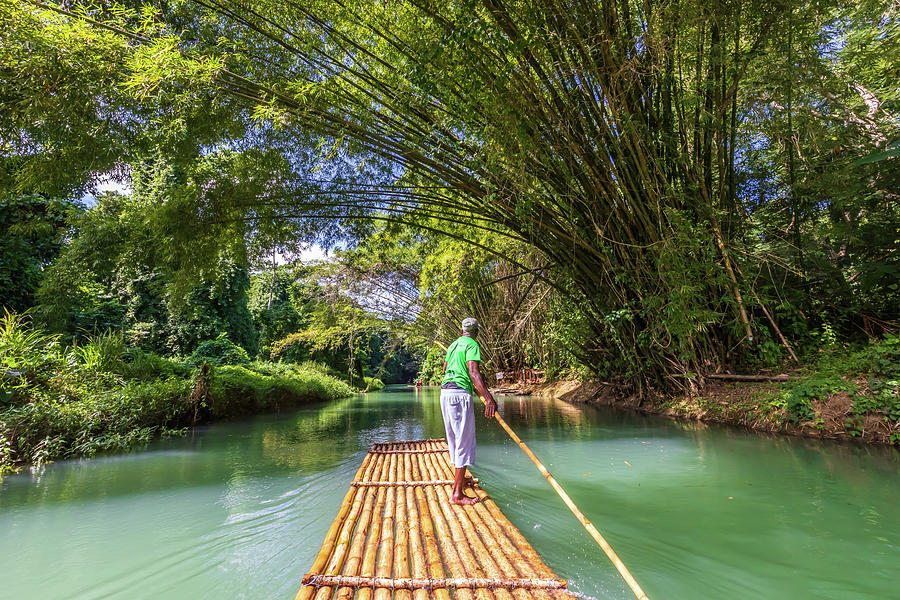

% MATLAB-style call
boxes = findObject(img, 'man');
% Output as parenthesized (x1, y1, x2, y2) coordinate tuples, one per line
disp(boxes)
(440, 317, 498, 505)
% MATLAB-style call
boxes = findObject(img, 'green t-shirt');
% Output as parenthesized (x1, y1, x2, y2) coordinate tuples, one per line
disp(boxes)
(441, 335, 482, 394)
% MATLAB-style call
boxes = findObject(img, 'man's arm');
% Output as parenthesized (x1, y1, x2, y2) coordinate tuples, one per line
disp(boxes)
(442, 361, 447, 375)
(467, 361, 497, 418)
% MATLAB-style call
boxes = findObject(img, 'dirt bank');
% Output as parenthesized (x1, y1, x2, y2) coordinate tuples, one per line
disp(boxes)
(491, 379, 899, 446)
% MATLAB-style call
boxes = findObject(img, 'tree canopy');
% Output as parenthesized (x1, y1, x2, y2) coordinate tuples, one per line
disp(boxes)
(1, 0, 897, 392)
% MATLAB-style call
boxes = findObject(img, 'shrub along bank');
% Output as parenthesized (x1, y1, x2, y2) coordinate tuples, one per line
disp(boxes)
(0, 313, 355, 474)
(526, 336, 900, 445)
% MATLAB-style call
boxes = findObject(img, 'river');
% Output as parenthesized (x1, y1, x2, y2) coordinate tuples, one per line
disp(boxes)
(1, 385, 898, 599)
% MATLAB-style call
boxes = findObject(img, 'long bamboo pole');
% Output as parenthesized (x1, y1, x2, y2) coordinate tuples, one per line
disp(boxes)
(413, 451, 476, 600)
(357, 456, 392, 600)
(434, 341, 650, 600)
(420, 452, 514, 600)
(374, 452, 399, 600)
(395, 451, 413, 600)
(297, 453, 378, 600)
(410, 449, 451, 600)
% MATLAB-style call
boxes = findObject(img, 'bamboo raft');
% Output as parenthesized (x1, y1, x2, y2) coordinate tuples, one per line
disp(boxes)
(296, 439, 574, 600)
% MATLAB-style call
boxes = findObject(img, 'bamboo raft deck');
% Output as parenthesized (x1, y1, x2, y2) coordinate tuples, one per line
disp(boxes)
(296, 439, 575, 600)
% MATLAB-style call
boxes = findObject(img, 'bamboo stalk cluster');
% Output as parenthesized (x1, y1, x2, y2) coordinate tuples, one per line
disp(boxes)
(296, 440, 574, 600)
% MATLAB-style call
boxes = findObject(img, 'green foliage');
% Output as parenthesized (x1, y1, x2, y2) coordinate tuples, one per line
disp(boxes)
(294, 360, 344, 381)
(270, 332, 312, 364)
(35, 159, 258, 356)
(0, 194, 78, 312)
(363, 377, 384, 392)
(767, 336, 900, 439)
(189, 333, 251, 366)
(846, 336, 900, 441)
(0, 314, 354, 472)
(73, 330, 126, 372)
(2, 0, 898, 397)
(207, 362, 354, 418)
(779, 378, 849, 424)
(857, 335, 900, 378)
(247, 267, 314, 357)
(418, 344, 444, 384)
(120, 348, 191, 380)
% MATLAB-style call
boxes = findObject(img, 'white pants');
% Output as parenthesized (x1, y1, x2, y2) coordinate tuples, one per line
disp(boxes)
(440, 389, 476, 468)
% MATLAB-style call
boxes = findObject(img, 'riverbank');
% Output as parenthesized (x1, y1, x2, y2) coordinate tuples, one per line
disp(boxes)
(0, 316, 357, 474)
(495, 338, 900, 446)
(516, 379, 899, 445)
(0, 359, 355, 474)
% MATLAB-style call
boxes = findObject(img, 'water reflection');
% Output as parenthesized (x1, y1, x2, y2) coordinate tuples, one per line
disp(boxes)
(0, 386, 898, 600)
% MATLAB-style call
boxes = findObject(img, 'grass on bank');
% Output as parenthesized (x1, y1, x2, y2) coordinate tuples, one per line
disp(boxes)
(0, 312, 356, 474)
(658, 335, 900, 444)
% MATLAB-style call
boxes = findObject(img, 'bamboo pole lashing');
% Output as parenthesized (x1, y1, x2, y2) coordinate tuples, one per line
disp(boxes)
(297, 452, 377, 600)
(372, 439, 446, 448)
(373, 452, 398, 600)
(410, 452, 451, 600)
(351, 479, 478, 487)
(301, 576, 570, 591)
(420, 449, 539, 600)
(412, 452, 476, 600)
(417, 452, 496, 600)
(369, 449, 449, 454)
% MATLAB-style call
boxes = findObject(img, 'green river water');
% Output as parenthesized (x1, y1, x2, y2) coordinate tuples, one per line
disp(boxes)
(1, 386, 898, 599)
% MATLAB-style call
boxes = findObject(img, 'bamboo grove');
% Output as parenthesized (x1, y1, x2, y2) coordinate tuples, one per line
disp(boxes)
(2, 0, 898, 393)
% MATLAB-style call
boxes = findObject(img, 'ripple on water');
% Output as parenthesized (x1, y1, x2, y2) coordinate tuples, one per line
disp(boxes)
(1, 389, 898, 600)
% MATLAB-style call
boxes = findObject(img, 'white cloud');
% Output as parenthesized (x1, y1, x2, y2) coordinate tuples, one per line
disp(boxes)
(80, 179, 132, 206)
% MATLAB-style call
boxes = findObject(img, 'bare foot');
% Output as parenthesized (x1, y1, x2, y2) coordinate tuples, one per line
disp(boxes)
(449, 494, 479, 506)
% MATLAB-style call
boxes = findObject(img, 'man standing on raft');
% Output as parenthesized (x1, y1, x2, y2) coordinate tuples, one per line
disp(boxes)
(440, 318, 498, 505)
